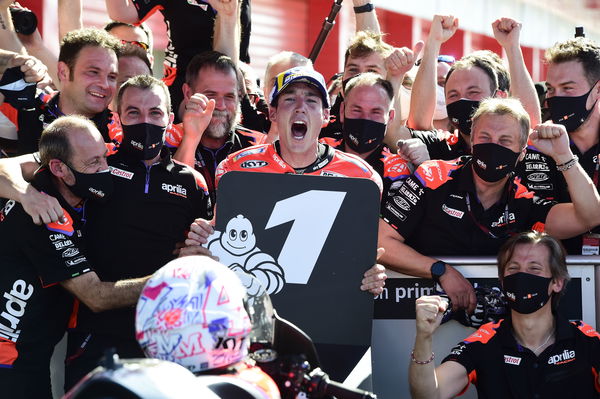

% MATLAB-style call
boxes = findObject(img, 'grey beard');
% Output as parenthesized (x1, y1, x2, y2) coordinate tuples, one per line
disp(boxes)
(205, 108, 240, 139)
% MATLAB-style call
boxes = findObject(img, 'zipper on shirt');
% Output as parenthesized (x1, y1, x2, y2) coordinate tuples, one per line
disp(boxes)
(144, 164, 153, 194)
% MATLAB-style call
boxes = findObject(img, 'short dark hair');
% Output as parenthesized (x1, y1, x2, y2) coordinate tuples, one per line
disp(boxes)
(497, 230, 570, 311)
(545, 37, 600, 87)
(344, 72, 394, 102)
(104, 21, 153, 51)
(446, 55, 499, 95)
(185, 51, 238, 90)
(59, 28, 122, 80)
(39, 115, 96, 166)
(468, 50, 510, 92)
(119, 43, 152, 73)
(117, 75, 171, 114)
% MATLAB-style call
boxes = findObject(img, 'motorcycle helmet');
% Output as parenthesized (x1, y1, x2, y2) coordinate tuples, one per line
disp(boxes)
(135, 256, 253, 373)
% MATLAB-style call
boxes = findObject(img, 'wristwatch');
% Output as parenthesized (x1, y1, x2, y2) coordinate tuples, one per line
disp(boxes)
(430, 261, 446, 284)
(353, 3, 374, 13)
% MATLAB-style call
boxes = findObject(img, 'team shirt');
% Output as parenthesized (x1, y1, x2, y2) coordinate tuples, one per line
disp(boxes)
(516, 141, 600, 254)
(71, 149, 212, 339)
(443, 316, 600, 398)
(381, 157, 556, 255)
(3, 91, 121, 155)
(0, 168, 91, 372)
(215, 141, 383, 195)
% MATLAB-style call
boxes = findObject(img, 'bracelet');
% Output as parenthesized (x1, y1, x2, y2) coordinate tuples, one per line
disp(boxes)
(556, 155, 579, 172)
(411, 350, 435, 365)
(353, 3, 374, 13)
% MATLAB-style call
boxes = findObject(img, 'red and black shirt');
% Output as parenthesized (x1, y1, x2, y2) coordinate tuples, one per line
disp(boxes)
(380, 157, 556, 255)
(215, 141, 383, 194)
(0, 168, 92, 372)
(443, 316, 600, 398)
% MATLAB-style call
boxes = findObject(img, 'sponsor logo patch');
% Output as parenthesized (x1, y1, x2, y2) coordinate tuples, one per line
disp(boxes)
(504, 355, 522, 365)
(528, 172, 549, 182)
(62, 248, 79, 258)
(548, 350, 576, 365)
(385, 204, 406, 221)
(442, 204, 464, 219)
(161, 183, 187, 198)
(240, 160, 268, 169)
(66, 257, 87, 267)
(110, 166, 134, 180)
(393, 196, 411, 211)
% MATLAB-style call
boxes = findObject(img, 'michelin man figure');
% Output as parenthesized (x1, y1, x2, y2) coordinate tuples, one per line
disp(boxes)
(207, 215, 285, 295)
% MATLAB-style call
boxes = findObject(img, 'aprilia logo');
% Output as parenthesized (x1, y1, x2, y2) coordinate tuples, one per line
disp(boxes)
(0, 279, 34, 342)
(161, 183, 187, 198)
(548, 350, 575, 365)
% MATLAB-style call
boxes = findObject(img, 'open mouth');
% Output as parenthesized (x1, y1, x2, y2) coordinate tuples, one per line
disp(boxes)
(291, 121, 307, 140)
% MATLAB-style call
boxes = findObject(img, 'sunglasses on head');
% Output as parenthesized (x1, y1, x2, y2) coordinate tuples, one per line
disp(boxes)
(121, 40, 149, 51)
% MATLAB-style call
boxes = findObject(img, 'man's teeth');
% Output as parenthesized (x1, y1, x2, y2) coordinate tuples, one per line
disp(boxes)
(89, 91, 105, 98)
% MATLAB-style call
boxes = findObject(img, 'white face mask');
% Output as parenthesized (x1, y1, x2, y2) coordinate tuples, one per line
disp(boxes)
(433, 84, 447, 121)
(399, 85, 411, 121)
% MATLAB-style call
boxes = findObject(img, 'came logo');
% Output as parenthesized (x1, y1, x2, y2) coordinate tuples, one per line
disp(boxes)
(548, 350, 576, 365)
(161, 183, 187, 198)
(241, 160, 268, 169)
(504, 355, 522, 365)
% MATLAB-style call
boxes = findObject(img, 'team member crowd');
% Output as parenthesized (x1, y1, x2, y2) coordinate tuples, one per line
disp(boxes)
(0, 0, 598, 397)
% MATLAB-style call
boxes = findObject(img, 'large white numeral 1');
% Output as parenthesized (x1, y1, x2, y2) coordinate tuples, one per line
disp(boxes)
(265, 190, 346, 284)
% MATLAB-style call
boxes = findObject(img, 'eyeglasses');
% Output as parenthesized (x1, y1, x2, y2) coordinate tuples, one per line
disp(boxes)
(121, 40, 149, 52)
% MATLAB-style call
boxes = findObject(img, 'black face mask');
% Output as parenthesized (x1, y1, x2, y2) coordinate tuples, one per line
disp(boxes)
(342, 117, 386, 153)
(503, 272, 552, 314)
(472, 143, 520, 182)
(446, 99, 480, 135)
(64, 164, 113, 203)
(120, 123, 166, 161)
(545, 84, 597, 132)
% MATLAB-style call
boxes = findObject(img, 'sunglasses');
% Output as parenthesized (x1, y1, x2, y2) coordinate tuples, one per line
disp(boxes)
(415, 54, 456, 67)
(121, 40, 149, 51)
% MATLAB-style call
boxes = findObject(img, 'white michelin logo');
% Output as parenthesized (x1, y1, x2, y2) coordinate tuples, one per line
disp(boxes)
(207, 215, 285, 296)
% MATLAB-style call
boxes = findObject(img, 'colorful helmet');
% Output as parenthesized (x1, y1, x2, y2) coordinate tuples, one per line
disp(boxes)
(135, 256, 252, 373)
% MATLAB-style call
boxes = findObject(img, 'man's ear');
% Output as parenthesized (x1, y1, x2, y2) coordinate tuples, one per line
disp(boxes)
(268, 105, 277, 122)
(182, 83, 193, 100)
(551, 277, 564, 294)
(388, 108, 396, 123)
(517, 145, 527, 163)
(57, 61, 70, 84)
(48, 159, 68, 178)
